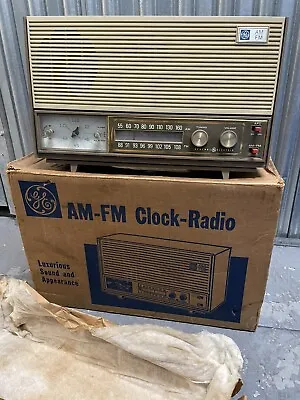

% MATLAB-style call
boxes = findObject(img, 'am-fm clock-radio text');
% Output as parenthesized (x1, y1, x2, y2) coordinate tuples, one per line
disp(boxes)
(67, 203, 236, 231)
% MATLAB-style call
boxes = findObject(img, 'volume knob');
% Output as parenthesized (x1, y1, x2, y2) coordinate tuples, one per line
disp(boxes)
(191, 129, 208, 147)
(220, 130, 238, 148)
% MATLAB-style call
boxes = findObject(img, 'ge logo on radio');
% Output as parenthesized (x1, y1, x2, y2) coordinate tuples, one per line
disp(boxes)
(240, 29, 250, 40)
(24, 184, 57, 216)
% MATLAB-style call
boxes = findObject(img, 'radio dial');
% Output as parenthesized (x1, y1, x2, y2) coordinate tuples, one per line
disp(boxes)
(191, 129, 208, 147)
(220, 130, 238, 148)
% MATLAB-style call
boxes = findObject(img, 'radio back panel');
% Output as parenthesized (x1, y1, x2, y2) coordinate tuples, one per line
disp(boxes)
(98, 234, 231, 312)
(26, 16, 286, 170)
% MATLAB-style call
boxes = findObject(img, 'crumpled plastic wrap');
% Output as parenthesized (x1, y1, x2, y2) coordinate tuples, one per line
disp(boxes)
(0, 277, 245, 400)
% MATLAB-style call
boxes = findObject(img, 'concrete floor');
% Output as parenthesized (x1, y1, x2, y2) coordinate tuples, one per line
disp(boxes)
(0, 215, 299, 399)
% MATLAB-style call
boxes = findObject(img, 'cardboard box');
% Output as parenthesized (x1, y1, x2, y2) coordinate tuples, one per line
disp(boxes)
(7, 155, 284, 331)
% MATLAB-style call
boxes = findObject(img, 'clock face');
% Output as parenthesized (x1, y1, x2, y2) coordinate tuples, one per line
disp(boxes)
(39, 113, 108, 153)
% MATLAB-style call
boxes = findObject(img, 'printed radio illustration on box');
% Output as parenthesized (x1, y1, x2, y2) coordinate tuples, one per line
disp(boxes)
(97, 234, 231, 312)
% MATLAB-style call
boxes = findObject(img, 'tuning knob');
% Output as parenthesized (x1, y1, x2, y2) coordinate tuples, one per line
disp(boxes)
(191, 129, 208, 147)
(42, 127, 54, 138)
(220, 130, 238, 148)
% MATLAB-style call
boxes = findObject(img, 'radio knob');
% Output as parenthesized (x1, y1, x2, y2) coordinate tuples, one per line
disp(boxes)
(42, 127, 54, 138)
(220, 130, 238, 148)
(191, 129, 208, 147)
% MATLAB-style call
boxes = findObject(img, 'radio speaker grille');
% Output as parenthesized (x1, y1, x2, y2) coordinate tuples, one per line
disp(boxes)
(27, 16, 285, 116)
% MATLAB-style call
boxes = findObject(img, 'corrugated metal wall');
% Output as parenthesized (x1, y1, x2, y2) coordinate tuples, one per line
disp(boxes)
(0, 0, 300, 239)
(0, 117, 10, 208)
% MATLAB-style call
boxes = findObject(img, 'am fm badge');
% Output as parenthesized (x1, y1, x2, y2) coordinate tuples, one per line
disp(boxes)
(237, 27, 269, 43)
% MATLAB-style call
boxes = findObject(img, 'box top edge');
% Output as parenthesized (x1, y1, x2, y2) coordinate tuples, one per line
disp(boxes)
(7, 154, 283, 188)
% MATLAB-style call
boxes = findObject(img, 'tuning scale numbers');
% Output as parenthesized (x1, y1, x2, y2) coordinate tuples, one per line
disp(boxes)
(117, 142, 182, 151)
(117, 122, 183, 131)
(115, 120, 185, 152)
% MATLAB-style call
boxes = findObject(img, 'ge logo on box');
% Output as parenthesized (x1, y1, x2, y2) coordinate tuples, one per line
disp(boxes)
(25, 185, 56, 215)
(18, 181, 62, 218)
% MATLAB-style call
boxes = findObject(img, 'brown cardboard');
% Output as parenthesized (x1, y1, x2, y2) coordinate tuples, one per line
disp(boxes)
(7, 154, 284, 331)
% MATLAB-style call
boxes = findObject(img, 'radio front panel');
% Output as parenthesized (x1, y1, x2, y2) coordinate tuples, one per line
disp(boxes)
(35, 112, 269, 164)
